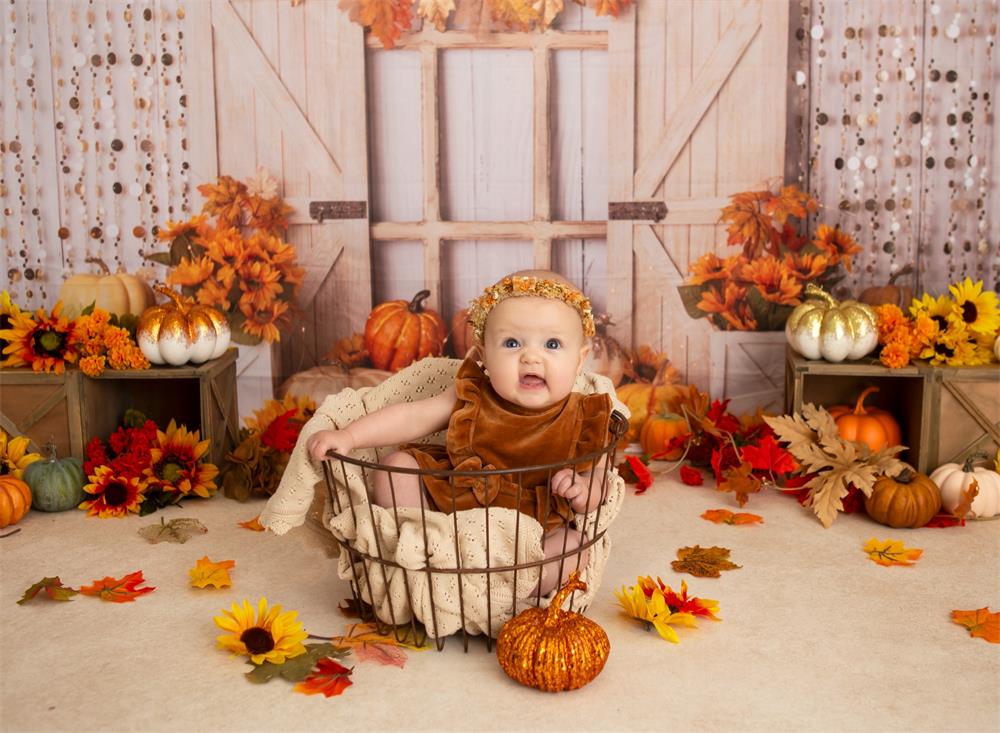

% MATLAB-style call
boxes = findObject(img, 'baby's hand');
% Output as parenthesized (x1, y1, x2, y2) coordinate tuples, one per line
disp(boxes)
(306, 429, 356, 461)
(550, 468, 597, 514)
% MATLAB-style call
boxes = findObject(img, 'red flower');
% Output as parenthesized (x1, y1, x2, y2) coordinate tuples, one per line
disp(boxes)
(679, 465, 704, 486)
(260, 409, 301, 453)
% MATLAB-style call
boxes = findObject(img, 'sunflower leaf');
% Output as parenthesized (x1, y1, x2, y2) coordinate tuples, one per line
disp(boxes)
(138, 517, 208, 544)
(245, 643, 350, 684)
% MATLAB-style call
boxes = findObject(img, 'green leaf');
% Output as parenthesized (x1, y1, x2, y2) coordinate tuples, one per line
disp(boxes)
(745, 288, 794, 331)
(137, 517, 208, 544)
(17, 577, 79, 605)
(677, 284, 710, 320)
(143, 252, 174, 267)
(245, 643, 350, 684)
(230, 327, 262, 346)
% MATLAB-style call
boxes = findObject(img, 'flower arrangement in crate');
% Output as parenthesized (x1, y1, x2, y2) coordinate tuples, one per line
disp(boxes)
(873, 277, 999, 368)
(148, 168, 303, 344)
(678, 184, 861, 331)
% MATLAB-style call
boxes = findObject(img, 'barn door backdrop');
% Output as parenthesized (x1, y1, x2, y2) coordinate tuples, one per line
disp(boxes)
(184, 0, 372, 407)
(607, 0, 789, 400)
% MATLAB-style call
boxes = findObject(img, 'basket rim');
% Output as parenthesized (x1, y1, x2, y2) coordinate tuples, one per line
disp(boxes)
(321, 411, 628, 478)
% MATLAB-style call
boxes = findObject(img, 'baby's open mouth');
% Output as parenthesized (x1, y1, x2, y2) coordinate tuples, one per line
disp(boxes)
(519, 374, 546, 389)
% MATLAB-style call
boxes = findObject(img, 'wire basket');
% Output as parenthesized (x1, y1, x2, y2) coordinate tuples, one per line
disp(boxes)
(320, 411, 627, 651)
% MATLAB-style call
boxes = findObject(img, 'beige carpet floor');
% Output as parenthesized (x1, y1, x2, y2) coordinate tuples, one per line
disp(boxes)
(2, 469, 998, 733)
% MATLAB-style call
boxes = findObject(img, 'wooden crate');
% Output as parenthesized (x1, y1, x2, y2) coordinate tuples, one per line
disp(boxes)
(709, 331, 787, 416)
(0, 349, 239, 467)
(925, 364, 1000, 469)
(784, 347, 933, 472)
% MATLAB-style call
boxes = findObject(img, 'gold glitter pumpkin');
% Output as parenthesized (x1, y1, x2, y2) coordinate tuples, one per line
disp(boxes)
(496, 572, 609, 692)
(785, 284, 878, 363)
(137, 286, 231, 366)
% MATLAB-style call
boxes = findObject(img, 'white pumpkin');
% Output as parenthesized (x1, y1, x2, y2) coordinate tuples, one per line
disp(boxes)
(929, 457, 1000, 519)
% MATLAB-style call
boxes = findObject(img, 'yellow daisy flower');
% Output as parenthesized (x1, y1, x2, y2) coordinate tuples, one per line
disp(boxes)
(0, 429, 41, 479)
(948, 278, 1000, 335)
(214, 598, 308, 665)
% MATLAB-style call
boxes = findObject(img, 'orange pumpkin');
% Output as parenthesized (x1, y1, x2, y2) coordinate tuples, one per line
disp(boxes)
(0, 475, 32, 528)
(448, 308, 474, 359)
(858, 264, 914, 309)
(639, 412, 689, 459)
(615, 382, 680, 446)
(864, 468, 941, 528)
(827, 386, 902, 452)
(364, 290, 447, 373)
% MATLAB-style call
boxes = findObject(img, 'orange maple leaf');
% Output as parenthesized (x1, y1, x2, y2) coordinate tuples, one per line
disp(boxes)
(763, 184, 817, 227)
(591, 0, 634, 17)
(294, 658, 354, 697)
(340, 0, 414, 49)
(239, 515, 265, 531)
(951, 477, 979, 519)
(720, 190, 778, 260)
(718, 461, 763, 507)
(197, 175, 246, 227)
(189, 556, 236, 589)
(80, 571, 155, 603)
(863, 538, 922, 567)
(951, 607, 1000, 644)
(701, 509, 764, 526)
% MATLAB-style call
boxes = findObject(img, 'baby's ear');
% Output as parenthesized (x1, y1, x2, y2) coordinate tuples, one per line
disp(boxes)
(577, 341, 592, 373)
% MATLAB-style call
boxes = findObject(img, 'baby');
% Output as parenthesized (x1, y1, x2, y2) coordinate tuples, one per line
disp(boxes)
(307, 270, 615, 595)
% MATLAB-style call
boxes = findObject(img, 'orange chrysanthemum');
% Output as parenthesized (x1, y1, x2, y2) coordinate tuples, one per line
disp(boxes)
(875, 304, 908, 344)
(144, 420, 219, 499)
(813, 224, 862, 270)
(879, 339, 912, 369)
(0, 302, 78, 373)
(741, 256, 803, 305)
(80, 465, 147, 518)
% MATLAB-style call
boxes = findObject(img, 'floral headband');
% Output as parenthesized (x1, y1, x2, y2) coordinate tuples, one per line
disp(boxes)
(468, 276, 596, 344)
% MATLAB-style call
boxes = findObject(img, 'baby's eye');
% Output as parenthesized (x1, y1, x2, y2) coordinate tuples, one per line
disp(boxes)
(545, 338, 562, 349)
(503, 337, 520, 348)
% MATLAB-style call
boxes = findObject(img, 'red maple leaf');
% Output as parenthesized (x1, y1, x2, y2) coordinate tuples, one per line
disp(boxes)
(79, 570, 155, 603)
(679, 465, 703, 486)
(620, 456, 654, 494)
(294, 658, 354, 697)
(740, 435, 798, 476)
(260, 409, 302, 452)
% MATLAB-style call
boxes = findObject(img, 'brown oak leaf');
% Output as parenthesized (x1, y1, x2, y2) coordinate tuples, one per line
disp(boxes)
(951, 607, 1000, 644)
(672, 545, 741, 578)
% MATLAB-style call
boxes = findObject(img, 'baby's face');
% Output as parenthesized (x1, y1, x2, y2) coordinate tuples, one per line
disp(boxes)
(479, 296, 590, 409)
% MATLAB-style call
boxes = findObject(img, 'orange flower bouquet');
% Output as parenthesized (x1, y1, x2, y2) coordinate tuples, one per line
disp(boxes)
(678, 184, 860, 331)
(147, 169, 303, 344)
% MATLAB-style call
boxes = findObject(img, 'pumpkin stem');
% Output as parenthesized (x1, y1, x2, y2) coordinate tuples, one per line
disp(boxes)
(84, 256, 113, 275)
(544, 571, 587, 626)
(154, 285, 188, 312)
(962, 452, 990, 471)
(43, 440, 59, 462)
(408, 290, 432, 314)
(887, 263, 914, 285)
(804, 283, 836, 307)
(893, 467, 916, 484)
(853, 386, 879, 415)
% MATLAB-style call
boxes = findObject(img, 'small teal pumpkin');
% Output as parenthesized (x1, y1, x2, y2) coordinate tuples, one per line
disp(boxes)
(22, 442, 87, 512)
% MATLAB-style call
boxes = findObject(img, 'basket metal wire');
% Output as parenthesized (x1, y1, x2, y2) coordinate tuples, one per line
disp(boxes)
(321, 411, 627, 651)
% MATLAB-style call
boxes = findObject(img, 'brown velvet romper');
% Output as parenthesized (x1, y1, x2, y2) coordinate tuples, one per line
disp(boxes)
(402, 358, 613, 532)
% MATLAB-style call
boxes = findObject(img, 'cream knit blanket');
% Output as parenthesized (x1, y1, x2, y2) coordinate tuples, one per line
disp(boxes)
(260, 357, 628, 638)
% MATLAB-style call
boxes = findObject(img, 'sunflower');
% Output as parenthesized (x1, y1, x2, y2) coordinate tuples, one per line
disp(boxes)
(687, 253, 729, 286)
(143, 419, 219, 498)
(1, 291, 23, 366)
(0, 429, 41, 479)
(79, 465, 147, 517)
(214, 598, 308, 665)
(239, 300, 289, 344)
(812, 224, 862, 270)
(167, 255, 215, 287)
(947, 278, 1000, 335)
(236, 259, 283, 309)
(909, 292, 954, 333)
(0, 302, 78, 373)
(203, 226, 248, 288)
(741, 256, 803, 305)
(782, 251, 830, 281)
(623, 344, 680, 385)
(156, 214, 208, 242)
(246, 394, 317, 434)
(919, 322, 978, 366)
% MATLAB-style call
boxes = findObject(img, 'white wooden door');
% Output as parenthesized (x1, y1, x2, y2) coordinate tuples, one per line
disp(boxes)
(607, 0, 789, 389)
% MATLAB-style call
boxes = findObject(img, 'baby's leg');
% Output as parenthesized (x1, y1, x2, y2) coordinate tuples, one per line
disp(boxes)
(371, 451, 428, 510)
(537, 527, 589, 596)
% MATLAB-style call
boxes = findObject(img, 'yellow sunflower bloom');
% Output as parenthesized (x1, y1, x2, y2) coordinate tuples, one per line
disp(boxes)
(144, 420, 218, 498)
(80, 465, 147, 517)
(0, 429, 42, 478)
(948, 278, 1000, 335)
(214, 598, 308, 665)
(1, 291, 24, 367)
(0, 302, 78, 373)
(920, 322, 978, 366)
(239, 300, 289, 344)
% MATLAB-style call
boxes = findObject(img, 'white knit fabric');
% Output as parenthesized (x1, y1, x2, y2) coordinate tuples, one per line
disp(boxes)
(260, 357, 629, 638)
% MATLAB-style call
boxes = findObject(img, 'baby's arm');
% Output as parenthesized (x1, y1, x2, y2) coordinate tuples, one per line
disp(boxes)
(550, 455, 609, 513)
(306, 386, 456, 460)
